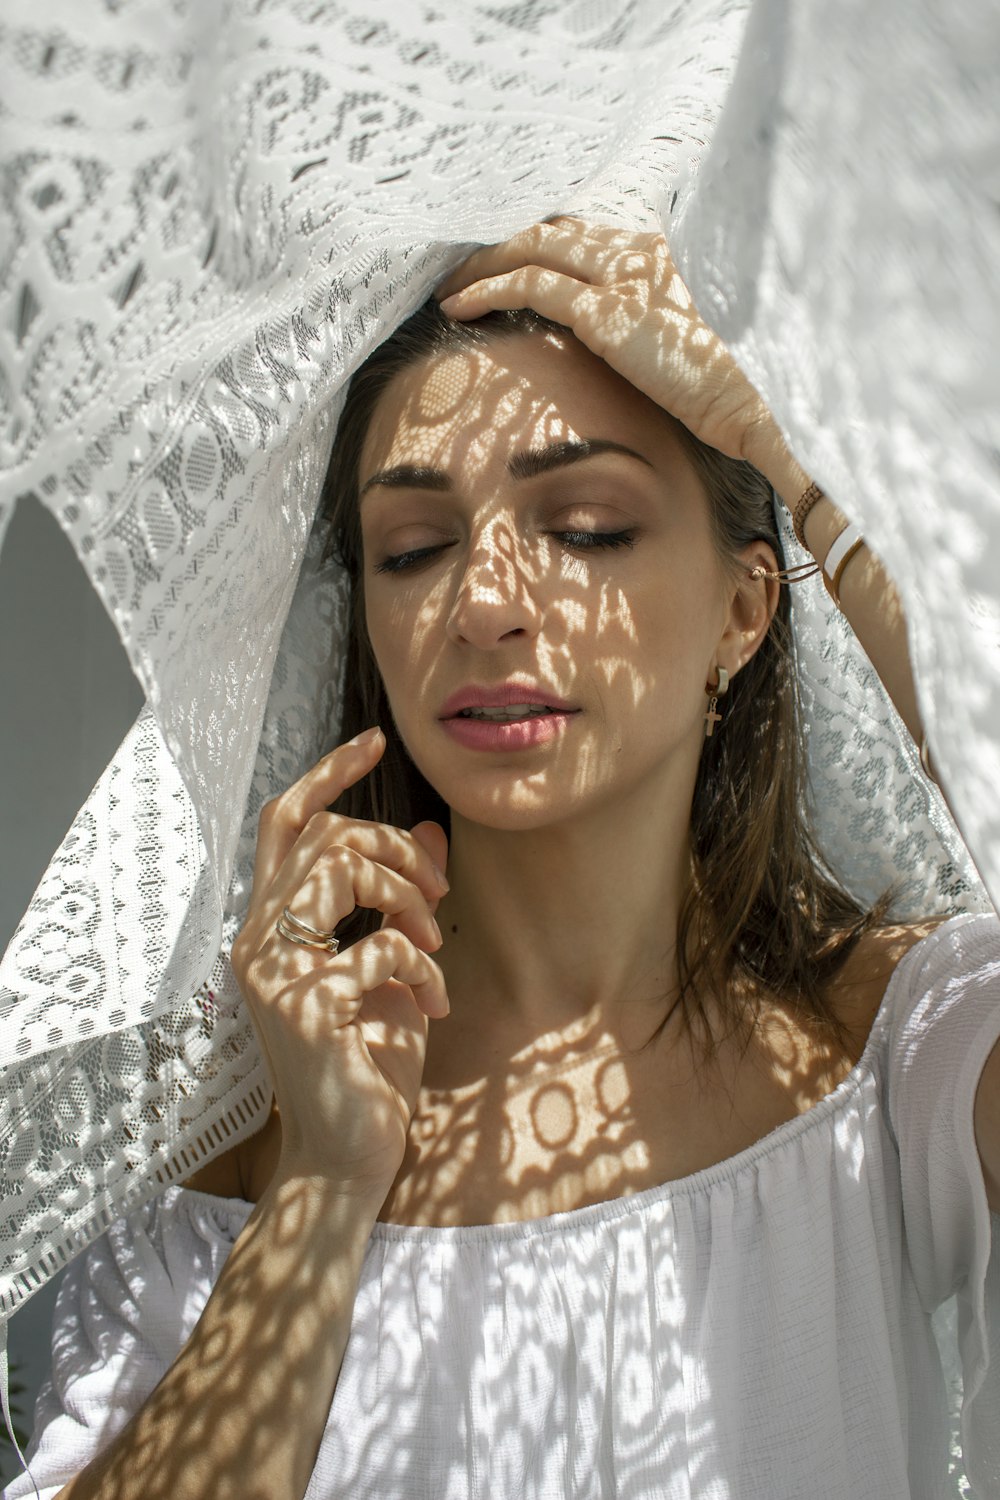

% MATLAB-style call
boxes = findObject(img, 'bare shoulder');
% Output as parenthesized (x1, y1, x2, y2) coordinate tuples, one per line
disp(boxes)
(180, 1099, 280, 1202)
(828, 917, 949, 1047)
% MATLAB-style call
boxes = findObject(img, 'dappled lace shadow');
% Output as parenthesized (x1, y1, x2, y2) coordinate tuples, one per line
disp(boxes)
(35, 316, 939, 1497)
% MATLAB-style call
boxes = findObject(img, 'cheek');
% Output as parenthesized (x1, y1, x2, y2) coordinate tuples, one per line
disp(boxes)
(363, 595, 399, 697)
(626, 563, 728, 706)
(363, 579, 441, 708)
(634, 551, 717, 643)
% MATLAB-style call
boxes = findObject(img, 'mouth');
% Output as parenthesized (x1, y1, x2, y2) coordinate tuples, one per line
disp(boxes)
(438, 684, 578, 721)
(437, 684, 579, 751)
(452, 704, 566, 722)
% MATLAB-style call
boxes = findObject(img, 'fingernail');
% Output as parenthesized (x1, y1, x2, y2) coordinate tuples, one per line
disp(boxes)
(432, 864, 450, 892)
(437, 293, 461, 315)
(430, 917, 443, 946)
(349, 726, 382, 746)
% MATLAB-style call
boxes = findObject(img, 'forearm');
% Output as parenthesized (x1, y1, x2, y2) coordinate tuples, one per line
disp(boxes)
(57, 1173, 384, 1500)
(750, 437, 923, 746)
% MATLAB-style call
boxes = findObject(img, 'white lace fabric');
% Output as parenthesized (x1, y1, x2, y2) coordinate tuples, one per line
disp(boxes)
(0, 0, 998, 1490)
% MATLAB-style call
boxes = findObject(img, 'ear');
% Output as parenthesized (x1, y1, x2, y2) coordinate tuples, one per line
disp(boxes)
(714, 540, 781, 679)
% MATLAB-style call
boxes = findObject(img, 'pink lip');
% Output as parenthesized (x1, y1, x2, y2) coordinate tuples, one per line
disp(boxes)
(438, 683, 577, 718)
(441, 712, 576, 752)
(437, 682, 580, 754)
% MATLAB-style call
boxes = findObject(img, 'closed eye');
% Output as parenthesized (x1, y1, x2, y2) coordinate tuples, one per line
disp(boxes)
(373, 528, 637, 575)
(374, 542, 457, 575)
(551, 528, 637, 552)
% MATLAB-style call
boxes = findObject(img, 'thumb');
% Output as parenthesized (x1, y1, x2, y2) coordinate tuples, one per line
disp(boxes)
(410, 820, 450, 902)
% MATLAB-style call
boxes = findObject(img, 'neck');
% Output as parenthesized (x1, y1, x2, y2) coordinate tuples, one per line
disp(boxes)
(433, 771, 695, 1048)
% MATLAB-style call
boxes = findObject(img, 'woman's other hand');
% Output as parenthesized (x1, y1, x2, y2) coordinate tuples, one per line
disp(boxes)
(230, 727, 450, 1198)
(436, 217, 782, 472)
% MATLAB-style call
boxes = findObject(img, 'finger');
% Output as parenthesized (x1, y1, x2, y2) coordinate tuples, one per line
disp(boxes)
(435, 220, 616, 300)
(353, 930, 449, 1019)
(438, 266, 613, 354)
(251, 728, 385, 900)
(409, 821, 449, 889)
(377, 820, 449, 944)
(356, 979, 433, 1093)
(547, 216, 666, 255)
(281, 928, 449, 1020)
(262, 843, 442, 960)
(288, 815, 449, 906)
(436, 220, 668, 307)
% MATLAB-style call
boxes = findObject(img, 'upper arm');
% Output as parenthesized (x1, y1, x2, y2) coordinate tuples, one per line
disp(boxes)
(883, 912, 1000, 1309)
(974, 1032, 1000, 1213)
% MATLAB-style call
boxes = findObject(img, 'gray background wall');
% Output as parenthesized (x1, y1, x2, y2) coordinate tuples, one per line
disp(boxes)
(1, 496, 144, 1486)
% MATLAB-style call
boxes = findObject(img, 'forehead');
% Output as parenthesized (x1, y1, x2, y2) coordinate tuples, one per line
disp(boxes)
(359, 331, 681, 483)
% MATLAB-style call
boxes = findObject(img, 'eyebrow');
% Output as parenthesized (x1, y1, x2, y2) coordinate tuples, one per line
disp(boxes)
(358, 439, 655, 499)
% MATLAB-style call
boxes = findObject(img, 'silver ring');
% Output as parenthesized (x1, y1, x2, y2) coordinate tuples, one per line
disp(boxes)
(280, 906, 337, 941)
(275, 907, 340, 954)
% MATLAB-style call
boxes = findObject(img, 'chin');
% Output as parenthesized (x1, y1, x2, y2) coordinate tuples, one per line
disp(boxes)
(445, 790, 581, 834)
(406, 742, 623, 835)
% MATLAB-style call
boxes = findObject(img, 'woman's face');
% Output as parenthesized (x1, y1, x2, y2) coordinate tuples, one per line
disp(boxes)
(358, 329, 748, 831)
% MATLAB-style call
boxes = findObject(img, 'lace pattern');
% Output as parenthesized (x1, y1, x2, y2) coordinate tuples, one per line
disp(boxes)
(1, 0, 998, 1484)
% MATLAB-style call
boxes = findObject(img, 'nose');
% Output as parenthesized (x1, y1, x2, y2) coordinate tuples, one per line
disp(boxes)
(445, 517, 544, 649)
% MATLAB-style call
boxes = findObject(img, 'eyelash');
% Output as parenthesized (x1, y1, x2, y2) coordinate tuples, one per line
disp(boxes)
(373, 529, 637, 575)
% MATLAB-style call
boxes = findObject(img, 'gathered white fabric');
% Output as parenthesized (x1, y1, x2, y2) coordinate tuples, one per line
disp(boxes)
(1, 0, 999, 1486)
(2, 914, 997, 1500)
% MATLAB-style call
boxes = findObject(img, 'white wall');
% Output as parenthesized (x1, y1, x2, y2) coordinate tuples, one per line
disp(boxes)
(0, 496, 144, 1485)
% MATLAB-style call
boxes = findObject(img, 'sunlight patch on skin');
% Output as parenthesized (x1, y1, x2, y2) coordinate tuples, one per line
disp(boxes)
(598, 655, 651, 709)
(530, 1081, 577, 1150)
(667, 272, 691, 310)
(549, 588, 588, 631)
(598, 581, 634, 639)
(412, 350, 480, 422)
(237, 890, 918, 1232)
(595, 1054, 631, 1115)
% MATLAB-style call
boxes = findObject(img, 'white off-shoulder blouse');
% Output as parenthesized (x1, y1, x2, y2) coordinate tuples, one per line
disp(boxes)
(4, 914, 999, 1499)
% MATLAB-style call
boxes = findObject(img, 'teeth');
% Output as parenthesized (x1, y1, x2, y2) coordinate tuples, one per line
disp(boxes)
(459, 704, 555, 721)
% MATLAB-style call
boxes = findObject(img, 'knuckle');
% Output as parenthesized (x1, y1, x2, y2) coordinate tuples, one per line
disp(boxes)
(238, 950, 268, 1002)
(322, 841, 359, 873)
(367, 926, 409, 960)
(257, 795, 285, 828)
(230, 929, 251, 980)
(243, 950, 264, 988)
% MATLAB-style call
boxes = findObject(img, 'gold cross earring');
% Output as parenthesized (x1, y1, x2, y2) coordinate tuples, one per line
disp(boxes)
(704, 665, 730, 738)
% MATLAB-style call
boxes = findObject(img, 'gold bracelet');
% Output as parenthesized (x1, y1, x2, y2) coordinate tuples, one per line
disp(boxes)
(821, 522, 866, 610)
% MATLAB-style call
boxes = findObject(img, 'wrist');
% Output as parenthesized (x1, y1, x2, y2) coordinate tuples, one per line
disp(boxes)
(269, 1158, 392, 1220)
(801, 493, 851, 563)
(742, 422, 812, 511)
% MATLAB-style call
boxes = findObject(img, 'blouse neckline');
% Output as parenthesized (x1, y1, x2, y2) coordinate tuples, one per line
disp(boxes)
(173, 916, 970, 1246)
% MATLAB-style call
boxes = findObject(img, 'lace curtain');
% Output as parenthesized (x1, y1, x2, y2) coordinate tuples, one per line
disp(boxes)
(1, 0, 997, 1482)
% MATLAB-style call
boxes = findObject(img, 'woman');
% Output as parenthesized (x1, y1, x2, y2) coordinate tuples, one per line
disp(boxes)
(9, 221, 999, 1500)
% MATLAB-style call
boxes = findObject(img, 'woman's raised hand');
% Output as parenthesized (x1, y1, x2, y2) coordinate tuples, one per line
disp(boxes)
(230, 728, 450, 1198)
(436, 217, 780, 471)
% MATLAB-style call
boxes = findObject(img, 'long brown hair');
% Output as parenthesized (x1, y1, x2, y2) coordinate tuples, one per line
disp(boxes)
(319, 300, 886, 1058)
